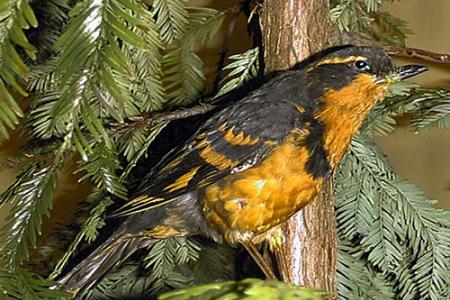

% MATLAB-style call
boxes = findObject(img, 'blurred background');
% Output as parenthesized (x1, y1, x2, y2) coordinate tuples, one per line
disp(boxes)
(376, 0, 450, 208)
(1, 0, 449, 235)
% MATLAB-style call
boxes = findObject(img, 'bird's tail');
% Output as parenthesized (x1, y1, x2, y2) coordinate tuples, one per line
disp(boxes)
(57, 233, 156, 296)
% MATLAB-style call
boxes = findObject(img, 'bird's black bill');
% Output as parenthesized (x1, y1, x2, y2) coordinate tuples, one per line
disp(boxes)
(393, 65, 428, 80)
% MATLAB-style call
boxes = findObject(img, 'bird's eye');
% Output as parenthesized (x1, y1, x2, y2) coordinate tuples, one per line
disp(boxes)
(354, 60, 371, 71)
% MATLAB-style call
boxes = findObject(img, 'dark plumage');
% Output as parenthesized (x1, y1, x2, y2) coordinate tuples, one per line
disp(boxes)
(57, 46, 427, 296)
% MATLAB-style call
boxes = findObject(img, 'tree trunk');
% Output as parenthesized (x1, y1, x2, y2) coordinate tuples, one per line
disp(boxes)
(260, 1, 340, 297)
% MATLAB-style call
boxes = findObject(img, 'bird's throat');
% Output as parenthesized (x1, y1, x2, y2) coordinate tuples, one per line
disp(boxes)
(317, 74, 388, 168)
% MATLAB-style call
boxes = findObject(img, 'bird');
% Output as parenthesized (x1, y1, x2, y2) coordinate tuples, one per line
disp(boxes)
(57, 46, 427, 295)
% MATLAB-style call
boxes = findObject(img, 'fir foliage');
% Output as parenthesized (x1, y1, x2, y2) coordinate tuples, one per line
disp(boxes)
(410, 89, 450, 131)
(143, 237, 201, 292)
(0, 0, 37, 141)
(331, 1, 450, 299)
(330, 0, 411, 44)
(335, 134, 450, 300)
(0, 0, 449, 299)
(0, 267, 70, 300)
(0, 164, 58, 267)
(83, 240, 236, 299)
(215, 47, 260, 98)
(49, 190, 113, 280)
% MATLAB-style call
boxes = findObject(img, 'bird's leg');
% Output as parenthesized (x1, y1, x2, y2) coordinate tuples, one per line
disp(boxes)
(273, 245, 291, 282)
(262, 242, 275, 272)
(240, 241, 277, 280)
(267, 227, 291, 282)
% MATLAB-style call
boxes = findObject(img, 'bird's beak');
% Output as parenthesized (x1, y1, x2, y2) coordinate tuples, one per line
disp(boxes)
(392, 65, 428, 80)
(376, 64, 428, 84)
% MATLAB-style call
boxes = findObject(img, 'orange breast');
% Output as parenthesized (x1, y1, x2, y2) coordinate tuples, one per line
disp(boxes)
(201, 133, 324, 244)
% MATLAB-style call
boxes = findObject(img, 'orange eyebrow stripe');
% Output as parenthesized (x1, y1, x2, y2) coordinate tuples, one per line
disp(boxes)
(317, 55, 366, 66)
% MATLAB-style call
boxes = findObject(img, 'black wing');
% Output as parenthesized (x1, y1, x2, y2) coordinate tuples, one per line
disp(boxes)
(113, 87, 305, 217)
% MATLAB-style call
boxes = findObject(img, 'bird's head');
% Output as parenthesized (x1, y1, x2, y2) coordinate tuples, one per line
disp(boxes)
(303, 46, 427, 168)
(306, 46, 428, 109)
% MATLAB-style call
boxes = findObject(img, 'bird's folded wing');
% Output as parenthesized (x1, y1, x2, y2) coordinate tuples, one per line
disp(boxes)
(112, 97, 301, 217)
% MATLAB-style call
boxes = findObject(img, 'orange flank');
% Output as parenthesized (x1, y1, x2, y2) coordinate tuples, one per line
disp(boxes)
(202, 129, 322, 244)
(318, 74, 388, 167)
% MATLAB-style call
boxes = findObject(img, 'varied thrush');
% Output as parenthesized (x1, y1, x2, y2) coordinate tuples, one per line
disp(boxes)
(58, 46, 427, 294)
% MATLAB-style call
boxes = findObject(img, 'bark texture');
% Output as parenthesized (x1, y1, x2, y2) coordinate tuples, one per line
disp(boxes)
(260, 0, 338, 71)
(260, 1, 340, 297)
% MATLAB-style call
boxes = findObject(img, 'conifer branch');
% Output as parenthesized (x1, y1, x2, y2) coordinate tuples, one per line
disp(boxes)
(341, 32, 450, 67)
(0, 1, 449, 299)
(385, 46, 450, 67)
(113, 102, 216, 133)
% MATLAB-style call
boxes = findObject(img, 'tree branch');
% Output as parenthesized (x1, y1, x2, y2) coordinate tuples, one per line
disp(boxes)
(114, 30, 450, 135)
(341, 32, 450, 67)
(113, 102, 216, 133)
(385, 45, 450, 67)
(114, 2, 254, 134)
(260, 0, 338, 296)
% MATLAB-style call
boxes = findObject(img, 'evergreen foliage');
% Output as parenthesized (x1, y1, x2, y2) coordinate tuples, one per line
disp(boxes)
(330, 3, 450, 300)
(0, 267, 70, 300)
(215, 47, 259, 98)
(330, 0, 411, 44)
(0, 0, 449, 299)
(336, 134, 450, 300)
(0, 0, 37, 141)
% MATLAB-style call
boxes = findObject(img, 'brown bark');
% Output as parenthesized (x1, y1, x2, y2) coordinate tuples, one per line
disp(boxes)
(260, 0, 338, 71)
(260, 1, 340, 297)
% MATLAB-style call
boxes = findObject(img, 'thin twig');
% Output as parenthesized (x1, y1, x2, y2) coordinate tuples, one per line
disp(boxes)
(114, 102, 216, 133)
(116, 30, 450, 133)
(385, 45, 450, 67)
(341, 32, 450, 67)
(114, 2, 252, 133)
